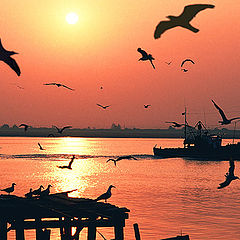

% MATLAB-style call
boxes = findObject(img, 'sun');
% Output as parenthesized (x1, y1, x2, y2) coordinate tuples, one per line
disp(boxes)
(66, 12, 79, 24)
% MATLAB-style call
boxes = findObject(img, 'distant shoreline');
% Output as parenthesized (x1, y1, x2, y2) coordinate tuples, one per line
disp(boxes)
(0, 127, 239, 139)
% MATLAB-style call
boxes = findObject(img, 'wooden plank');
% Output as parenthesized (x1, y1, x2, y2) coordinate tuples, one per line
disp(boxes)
(87, 225, 96, 240)
(0, 219, 7, 240)
(133, 223, 141, 240)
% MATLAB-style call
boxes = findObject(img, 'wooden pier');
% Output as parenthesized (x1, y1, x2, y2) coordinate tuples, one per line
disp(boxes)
(0, 192, 129, 240)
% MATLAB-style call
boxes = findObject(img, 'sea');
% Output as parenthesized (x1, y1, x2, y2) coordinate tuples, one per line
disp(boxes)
(0, 137, 239, 240)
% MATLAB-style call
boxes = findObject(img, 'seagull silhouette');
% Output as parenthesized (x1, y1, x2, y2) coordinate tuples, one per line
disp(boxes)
(53, 125, 72, 134)
(144, 104, 151, 108)
(181, 59, 195, 68)
(154, 4, 215, 39)
(218, 158, 239, 189)
(97, 104, 111, 109)
(32, 185, 44, 196)
(0, 39, 20, 76)
(166, 121, 184, 128)
(106, 155, 137, 166)
(95, 185, 116, 202)
(43, 83, 74, 91)
(39, 184, 52, 197)
(58, 155, 75, 169)
(211, 100, 240, 125)
(38, 143, 45, 150)
(165, 61, 172, 65)
(19, 124, 29, 132)
(25, 188, 33, 198)
(181, 69, 188, 72)
(1, 183, 16, 195)
(137, 48, 155, 69)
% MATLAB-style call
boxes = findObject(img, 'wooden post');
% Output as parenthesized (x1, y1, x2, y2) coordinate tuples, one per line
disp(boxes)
(114, 225, 124, 240)
(15, 218, 25, 240)
(87, 225, 96, 240)
(63, 217, 72, 239)
(0, 219, 7, 240)
(133, 223, 141, 240)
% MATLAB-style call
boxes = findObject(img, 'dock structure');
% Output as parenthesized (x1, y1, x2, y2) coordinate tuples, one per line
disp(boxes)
(0, 192, 129, 240)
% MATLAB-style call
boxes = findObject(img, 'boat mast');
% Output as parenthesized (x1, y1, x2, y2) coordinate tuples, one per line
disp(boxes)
(184, 107, 187, 148)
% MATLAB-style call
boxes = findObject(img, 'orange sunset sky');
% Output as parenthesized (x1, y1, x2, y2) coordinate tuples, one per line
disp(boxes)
(0, 0, 239, 129)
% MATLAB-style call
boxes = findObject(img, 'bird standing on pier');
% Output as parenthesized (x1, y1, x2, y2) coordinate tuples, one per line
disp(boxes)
(137, 48, 155, 69)
(25, 188, 33, 198)
(154, 4, 215, 39)
(40, 184, 52, 197)
(1, 183, 16, 195)
(211, 100, 240, 125)
(58, 155, 75, 170)
(32, 185, 44, 196)
(106, 155, 137, 166)
(95, 185, 116, 202)
(218, 158, 239, 189)
(0, 39, 21, 76)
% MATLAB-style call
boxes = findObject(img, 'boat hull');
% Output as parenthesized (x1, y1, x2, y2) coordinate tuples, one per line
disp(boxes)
(153, 144, 240, 160)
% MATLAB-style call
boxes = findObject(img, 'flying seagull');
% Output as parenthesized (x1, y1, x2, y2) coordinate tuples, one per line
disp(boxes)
(58, 155, 75, 170)
(19, 124, 29, 132)
(181, 59, 195, 68)
(53, 125, 72, 134)
(0, 39, 20, 76)
(218, 158, 239, 189)
(95, 185, 116, 202)
(137, 48, 155, 69)
(181, 69, 188, 72)
(166, 121, 184, 128)
(211, 100, 240, 125)
(32, 185, 44, 196)
(107, 155, 137, 166)
(97, 104, 111, 109)
(165, 61, 172, 65)
(144, 104, 151, 108)
(1, 183, 16, 195)
(43, 83, 74, 91)
(154, 4, 215, 39)
(38, 143, 45, 150)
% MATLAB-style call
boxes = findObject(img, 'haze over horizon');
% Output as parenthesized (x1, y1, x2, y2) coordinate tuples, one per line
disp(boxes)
(0, 0, 239, 129)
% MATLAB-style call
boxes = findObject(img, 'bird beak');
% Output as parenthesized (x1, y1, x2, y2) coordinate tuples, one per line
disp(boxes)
(112, 185, 116, 188)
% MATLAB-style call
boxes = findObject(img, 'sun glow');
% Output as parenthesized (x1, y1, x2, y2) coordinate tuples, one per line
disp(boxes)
(66, 12, 79, 24)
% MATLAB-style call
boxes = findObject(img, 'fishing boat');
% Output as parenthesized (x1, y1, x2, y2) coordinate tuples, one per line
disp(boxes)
(153, 109, 240, 160)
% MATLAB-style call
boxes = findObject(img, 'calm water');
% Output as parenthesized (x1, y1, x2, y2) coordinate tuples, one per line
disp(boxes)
(0, 137, 240, 240)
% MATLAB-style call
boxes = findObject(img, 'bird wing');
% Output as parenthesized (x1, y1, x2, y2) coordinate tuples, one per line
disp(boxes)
(97, 104, 104, 108)
(38, 143, 42, 149)
(4, 56, 21, 76)
(62, 84, 74, 90)
(53, 126, 60, 132)
(105, 105, 111, 108)
(68, 158, 74, 168)
(61, 126, 72, 132)
(149, 59, 155, 69)
(19, 124, 28, 128)
(211, 100, 228, 122)
(154, 20, 179, 39)
(43, 83, 57, 86)
(0, 39, 6, 52)
(229, 117, 240, 121)
(181, 59, 195, 67)
(229, 160, 235, 176)
(137, 48, 148, 58)
(179, 4, 215, 22)
(218, 178, 231, 189)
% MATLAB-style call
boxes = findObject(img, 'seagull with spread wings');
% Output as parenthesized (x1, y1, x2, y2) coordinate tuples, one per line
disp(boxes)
(181, 59, 195, 68)
(58, 155, 75, 170)
(106, 155, 137, 166)
(53, 125, 72, 134)
(0, 39, 21, 76)
(144, 104, 151, 109)
(154, 4, 215, 39)
(218, 158, 239, 189)
(43, 83, 75, 91)
(166, 121, 184, 128)
(19, 124, 29, 132)
(137, 48, 155, 69)
(97, 104, 111, 109)
(211, 100, 240, 125)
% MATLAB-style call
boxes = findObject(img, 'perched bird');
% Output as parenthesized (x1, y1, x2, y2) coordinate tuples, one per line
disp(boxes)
(137, 48, 155, 69)
(32, 185, 44, 196)
(181, 59, 195, 68)
(38, 143, 45, 150)
(154, 4, 215, 39)
(25, 188, 33, 198)
(43, 83, 74, 91)
(97, 104, 111, 109)
(144, 104, 151, 108)
(58, 155, 75, 170)
(218, 159, 239, 189)
(107, 155, 137, 166)
(0, 39, 20, 76)
(39, 185, 52, 197)
(53, 125, 72, 134)
(19, 124, 29, 132)
(211, 100, 240, 125)
(1, 183, 16, 195)
(181, 68, 188, 72)
(166, 121, 184, 128)
(95, 185, 116, 202)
